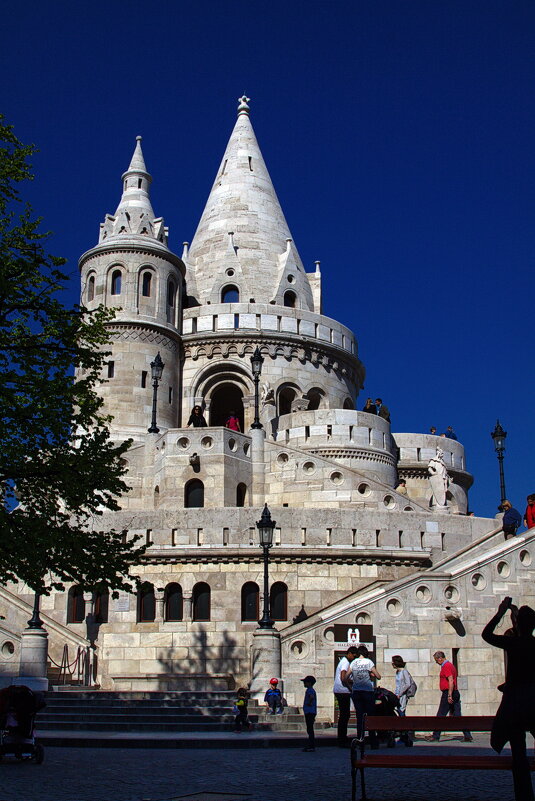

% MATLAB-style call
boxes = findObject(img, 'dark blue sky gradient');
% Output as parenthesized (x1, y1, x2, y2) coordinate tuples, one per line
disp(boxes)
(2, 1, 533, 517)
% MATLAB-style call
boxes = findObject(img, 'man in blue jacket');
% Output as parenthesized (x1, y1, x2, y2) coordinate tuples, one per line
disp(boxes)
(502, 500, 522, 540)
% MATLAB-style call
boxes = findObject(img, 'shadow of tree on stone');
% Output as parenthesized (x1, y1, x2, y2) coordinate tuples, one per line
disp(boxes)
(156, 625, 239, 693)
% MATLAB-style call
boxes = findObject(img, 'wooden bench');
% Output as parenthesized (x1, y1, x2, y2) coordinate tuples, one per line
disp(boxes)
(351, 715, 535, 801)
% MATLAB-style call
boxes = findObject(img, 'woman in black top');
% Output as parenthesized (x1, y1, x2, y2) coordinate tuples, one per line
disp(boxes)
(482, 597, 535, 801)
(187, 406, 207, 427)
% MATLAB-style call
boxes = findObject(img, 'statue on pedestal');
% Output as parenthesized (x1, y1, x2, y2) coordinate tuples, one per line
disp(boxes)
(428, 448, 449, 508)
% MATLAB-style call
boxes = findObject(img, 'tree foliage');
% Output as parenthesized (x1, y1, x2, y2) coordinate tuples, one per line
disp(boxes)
(0, 116, 145, 593)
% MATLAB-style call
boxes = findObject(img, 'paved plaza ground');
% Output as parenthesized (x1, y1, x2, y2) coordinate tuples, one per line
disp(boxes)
(0, 735, 529, 801)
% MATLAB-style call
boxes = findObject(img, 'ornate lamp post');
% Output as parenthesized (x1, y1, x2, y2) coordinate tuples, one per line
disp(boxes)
(491, 420, 507, 505)
(148, 352, 164, 433)
(256, 503, 276, 628)
(27, 591, 44, 630)
(250, 346, 264, 430)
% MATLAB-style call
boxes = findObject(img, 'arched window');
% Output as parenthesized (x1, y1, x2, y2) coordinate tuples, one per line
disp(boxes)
(307, 389, 324, 411)
(94, 588, 109, 624)
(270, 582, 288, 621)
(167, 280, 176, 307)
(221, 285, 239, 303)
(343, 398, 354, 410)
(278, 387, 297, 416)
(192, 582, 211, 621)
(236, 483, 247, 507)
(241, 582, 259, 622)
(67, 586, 85, 624)
(87, 274, 95, 302)
(164, 583, 183, 621)
(142, 271, 152, 297)
(185, 479, 204, 508)
(283, 291, 296, 308)
(110, 270, 122, 296)
(137, 582, 156, 622)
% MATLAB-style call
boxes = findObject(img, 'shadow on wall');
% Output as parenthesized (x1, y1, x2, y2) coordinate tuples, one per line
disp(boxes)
(157, 626, 240, 691)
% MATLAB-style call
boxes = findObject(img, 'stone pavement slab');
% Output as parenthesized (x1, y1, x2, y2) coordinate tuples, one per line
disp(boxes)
(0, 737, 528, 801)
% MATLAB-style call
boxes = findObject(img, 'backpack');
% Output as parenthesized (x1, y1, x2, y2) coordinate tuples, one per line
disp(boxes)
(406, 675, 418, 698)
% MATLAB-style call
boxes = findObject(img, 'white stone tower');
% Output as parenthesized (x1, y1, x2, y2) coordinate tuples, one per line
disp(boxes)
(79, 138, 185, 441)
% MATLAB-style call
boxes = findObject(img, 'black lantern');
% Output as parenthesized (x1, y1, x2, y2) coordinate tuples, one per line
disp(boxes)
(148, 352, 165, 433)
(250, 346, 264, 429)
(256, 504, 276, 628)
(491, 420, 507, 505)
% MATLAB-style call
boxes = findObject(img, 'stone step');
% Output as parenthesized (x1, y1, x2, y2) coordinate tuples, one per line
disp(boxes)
(36, 720, 307, 732)
(46, 691, 237, 699)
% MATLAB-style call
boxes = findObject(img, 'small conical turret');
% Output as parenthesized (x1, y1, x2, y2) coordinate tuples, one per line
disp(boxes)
(98, 137, 167, 244)
(186, 97, 314, 309)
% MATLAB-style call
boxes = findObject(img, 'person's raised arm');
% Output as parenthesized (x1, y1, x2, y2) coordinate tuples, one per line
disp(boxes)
(482, 597, 512, 648)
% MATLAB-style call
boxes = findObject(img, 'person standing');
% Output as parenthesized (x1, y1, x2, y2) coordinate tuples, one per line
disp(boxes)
(374, 398, 390, 422)
(482, 597, 535, 801)
(362, 398, 376, 414)
(502, 500, 522, 540)
(523, 494, 535, 530)
(445, 426, 458, 440)
(301, 675, 317, 752)
(428, 651, 472, 741)
(391, 655, 415, 716)
(349, 645, 381, 746)
(187, 406, 207, 427)
(225, 410, 241, 432)
(233, 687, 251, 733)
(333, 645, 358, 745)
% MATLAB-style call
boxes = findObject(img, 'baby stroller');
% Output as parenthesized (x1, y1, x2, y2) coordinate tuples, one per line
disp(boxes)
(373, 686, 412, 748)
(0, 685, 46, 764)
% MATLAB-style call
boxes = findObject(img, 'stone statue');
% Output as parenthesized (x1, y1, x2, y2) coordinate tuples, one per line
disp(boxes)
(261, 383, 275, 408)
(428, 448, 449, 508)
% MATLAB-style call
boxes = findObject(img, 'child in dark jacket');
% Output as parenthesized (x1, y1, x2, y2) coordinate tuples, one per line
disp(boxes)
(301, 675, 317, 751)
(234, 687, 251, 732)
(264, 678, 284, 714)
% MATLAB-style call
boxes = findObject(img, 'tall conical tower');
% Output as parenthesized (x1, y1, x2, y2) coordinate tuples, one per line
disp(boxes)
(181, 98, 364, 429)
(79, 137, 185, 441)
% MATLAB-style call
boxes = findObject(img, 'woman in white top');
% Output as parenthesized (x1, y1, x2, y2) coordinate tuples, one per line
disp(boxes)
(348, 645, 381, 745)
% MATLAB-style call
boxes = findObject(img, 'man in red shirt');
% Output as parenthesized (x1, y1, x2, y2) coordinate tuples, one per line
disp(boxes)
(428, 651, 472, 741)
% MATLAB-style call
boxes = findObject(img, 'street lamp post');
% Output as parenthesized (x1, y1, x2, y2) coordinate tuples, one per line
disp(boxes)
(491, 420, 507, 505)
(250, 346, 264, 430)
(27, 591, 44, 630)
(256, 503, 276, 628)
(148, 352, 165, 433)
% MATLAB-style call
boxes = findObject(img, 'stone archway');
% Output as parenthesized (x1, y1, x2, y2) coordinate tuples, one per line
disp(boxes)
(210, 383, 244, 430)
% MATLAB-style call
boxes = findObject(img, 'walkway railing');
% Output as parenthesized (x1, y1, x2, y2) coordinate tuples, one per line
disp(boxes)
(49, 644, 97, 686)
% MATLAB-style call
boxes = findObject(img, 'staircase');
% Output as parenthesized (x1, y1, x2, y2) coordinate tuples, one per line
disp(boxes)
(39, 690, 324, 733)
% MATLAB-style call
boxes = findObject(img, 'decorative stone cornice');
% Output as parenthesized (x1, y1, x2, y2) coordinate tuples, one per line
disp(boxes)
(306, 448, 396, 466)
(79, 241, 185, 273)
(107, 322, 182, 353)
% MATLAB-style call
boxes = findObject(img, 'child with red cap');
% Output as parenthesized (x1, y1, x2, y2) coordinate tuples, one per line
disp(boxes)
(264, 678, 284, 714)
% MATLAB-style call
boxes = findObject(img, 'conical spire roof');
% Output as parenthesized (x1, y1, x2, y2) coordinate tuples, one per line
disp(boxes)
(186, 97, 312, 308)
(96, 137, 168, 245)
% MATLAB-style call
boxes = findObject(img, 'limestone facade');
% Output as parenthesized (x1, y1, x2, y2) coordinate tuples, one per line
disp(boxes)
(2, 97, 532, 719)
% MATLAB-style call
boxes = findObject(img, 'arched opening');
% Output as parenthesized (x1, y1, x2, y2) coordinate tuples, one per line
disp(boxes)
(167, 279, 176, 323)
(270, 582, 288, 621)
(343, 397, 354, 410)
(283, 291, 296, 308)
(192, 582, 211, 621)
(306, 388, 324, 411)
(137, 582, 155, 622)
(185, 479, 204, 508)
(110, 269, 122, 296)
(236, 483, 247, 507)
(87, 274, 95, 302)
(67, 586, 85, 624)
(164, 583, 183, 621)
(209, 383, 244, 429)
(141, 271, 152, 297)
(94, 588, 109, 624)
(241, 582, 259, 621)
(277, 386, 297, 416)
(221, 285, 239, 303)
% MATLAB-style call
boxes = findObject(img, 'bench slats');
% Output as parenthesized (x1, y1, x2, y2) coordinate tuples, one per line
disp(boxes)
(352, 754, 535, 770)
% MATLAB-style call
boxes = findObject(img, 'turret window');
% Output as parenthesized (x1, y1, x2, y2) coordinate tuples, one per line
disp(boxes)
(111, 270, 122, 296)
(283, 291, 296, 308)
(221, 285, 239, 303)
(87, 274, 95, 302)
(142, 272, 152, 297)
(192, 582, 211, 621)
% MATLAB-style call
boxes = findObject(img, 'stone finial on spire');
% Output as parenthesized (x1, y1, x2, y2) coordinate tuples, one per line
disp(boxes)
(237, 95, 251, 116)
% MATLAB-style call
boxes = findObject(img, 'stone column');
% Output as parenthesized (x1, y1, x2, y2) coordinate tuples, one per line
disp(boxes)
(250, 427, 266, 507)
(249, 627, 281, 700)
(18, 626, 49, 691)
(183, 594, 193, 621)
(155, 588, 165, 622)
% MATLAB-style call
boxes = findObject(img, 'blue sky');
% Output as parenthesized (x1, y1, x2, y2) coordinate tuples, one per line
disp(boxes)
(2, 0, 533, 517)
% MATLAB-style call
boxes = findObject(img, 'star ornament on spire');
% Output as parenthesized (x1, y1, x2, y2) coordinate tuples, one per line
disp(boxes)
(237, 95, 251, 115)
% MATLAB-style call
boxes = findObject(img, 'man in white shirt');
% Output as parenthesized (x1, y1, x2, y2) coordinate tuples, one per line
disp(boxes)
(333, 646, 358, 745)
